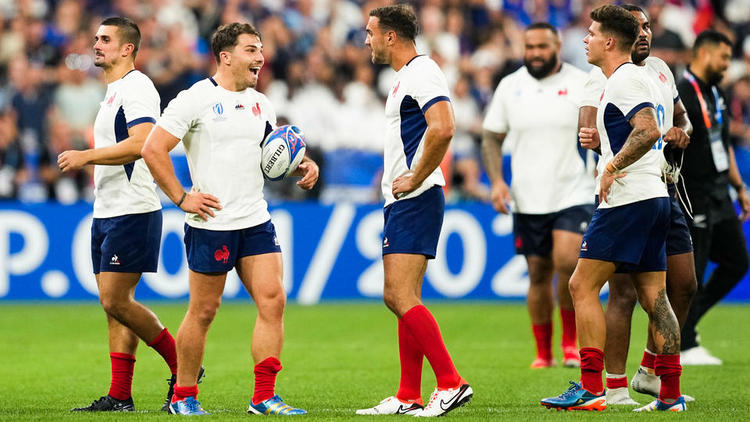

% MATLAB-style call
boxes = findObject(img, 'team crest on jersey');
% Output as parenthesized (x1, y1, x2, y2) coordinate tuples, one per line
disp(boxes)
(659, 72, 667, 83)
(212, 102, 226, 121)
(252, 102, 261, 117)
(106, 92, 117, 106)
(392, 81, 400, 96)
(557, 88, 568, 96)
(214, 245, 230, 263)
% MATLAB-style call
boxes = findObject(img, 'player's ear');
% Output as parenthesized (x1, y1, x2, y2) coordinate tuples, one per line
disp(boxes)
(220, 51, 231, 66)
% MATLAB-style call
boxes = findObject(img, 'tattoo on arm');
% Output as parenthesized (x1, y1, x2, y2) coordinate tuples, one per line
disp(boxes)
(480, 130, 506, 182)
(653, 288, 680, 354)
(611, 107, 660, 171)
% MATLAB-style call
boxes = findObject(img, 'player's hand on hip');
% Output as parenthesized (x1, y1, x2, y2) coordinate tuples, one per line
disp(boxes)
(663, 127, 690, 149)
(57, 150, 87, 172)
(738, 189, 750, 221)
(490, 181, 511, 214)
(294, 161, 319, 190)
(392, 174, 417, 199)
(579, 127, 600, 150)
(181, 191, 222, 221)
(598, 171, 626, 204)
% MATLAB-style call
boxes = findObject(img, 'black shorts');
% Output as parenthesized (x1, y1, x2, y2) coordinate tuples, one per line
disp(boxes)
(382, 185, 444, 259)
(666, 183, 693, 256)
(513, 204, 594, 257)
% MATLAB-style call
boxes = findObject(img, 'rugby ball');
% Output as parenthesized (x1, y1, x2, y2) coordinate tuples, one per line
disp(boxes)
(260, 125, 307, 181)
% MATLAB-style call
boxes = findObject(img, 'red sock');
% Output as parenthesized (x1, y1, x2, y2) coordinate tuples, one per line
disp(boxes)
(396, 318, 423, 402)
(253, 356, 282, 404)
(531, 323, 553, 360)
(147, 328, 178, 375)
(641, 349, 656, 370)
(579, 347, 604, 395)
(655, 354, 681, 402)
(605, 373, 628, 389)
(108, 353, 135, 401)
(401, 305, 460, 389)
(172, 385, 198, 403)
(560, 308, 577, 350)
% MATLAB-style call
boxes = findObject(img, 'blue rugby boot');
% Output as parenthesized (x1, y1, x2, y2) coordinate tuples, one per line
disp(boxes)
(248, 395, 307, 415)
(540, 381, 607, 411)
(169, 396, 208, 416)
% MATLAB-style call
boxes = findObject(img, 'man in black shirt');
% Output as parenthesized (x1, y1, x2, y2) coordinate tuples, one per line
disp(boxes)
(677, 30, 750, 365)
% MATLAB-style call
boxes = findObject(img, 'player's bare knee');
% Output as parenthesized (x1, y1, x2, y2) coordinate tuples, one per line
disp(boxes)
(256, 292, 286, 320)
(191, 299, 221, 327)
(99, 294, 130, 319)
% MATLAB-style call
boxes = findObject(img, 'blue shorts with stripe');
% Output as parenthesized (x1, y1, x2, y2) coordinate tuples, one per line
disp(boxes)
(91, 210, 162, 274)
(580, 197, 670, 273)
(184, 219, 281, 273)
(666, 183, 693, 256)
(382, 185, 444, 259)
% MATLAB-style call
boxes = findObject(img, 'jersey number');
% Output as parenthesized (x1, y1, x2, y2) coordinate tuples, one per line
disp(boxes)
(652, 104, 665, 150)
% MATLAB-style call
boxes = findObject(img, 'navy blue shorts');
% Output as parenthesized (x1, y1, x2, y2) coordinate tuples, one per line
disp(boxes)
(513, 204, 594, 257)
(580, 197, 670, 273)
(666, 183, 693, 256)
(91, 210, 162, 274)
(184, 219, 281, 273)
(382, 185, 444, 259)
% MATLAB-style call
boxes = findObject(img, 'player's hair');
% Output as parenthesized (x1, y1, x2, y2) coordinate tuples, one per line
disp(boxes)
(211, 22, 262, 63)
(692, 30, 732, 55)
(620, 4, 647, 16)
(100, 17, 141, 59)
(369, 4, 419, 42)
(526, 22, 559, 37)
(590, 5, 639, 53)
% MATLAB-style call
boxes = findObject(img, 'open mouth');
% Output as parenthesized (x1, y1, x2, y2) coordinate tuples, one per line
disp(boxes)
(250, 67, 260, 75)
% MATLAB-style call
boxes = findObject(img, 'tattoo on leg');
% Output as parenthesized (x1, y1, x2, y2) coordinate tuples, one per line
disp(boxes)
(653, 288, 680, 354)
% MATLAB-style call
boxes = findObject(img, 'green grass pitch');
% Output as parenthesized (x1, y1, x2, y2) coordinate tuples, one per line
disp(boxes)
(1, 302, 748, 420)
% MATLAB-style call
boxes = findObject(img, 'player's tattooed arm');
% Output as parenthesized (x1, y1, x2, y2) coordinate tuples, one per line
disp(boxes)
(611, 107, 661, 171)
(480, 130, 506, 183)
(652, 288, 680, 354)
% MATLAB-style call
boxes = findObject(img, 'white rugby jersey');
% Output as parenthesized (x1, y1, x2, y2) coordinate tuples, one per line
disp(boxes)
(597, 63, 667, 208)
(382, 55, 449, 206)
(482, 63, 594, 214)
(582, 57, 677, 198)
(92, 70, 161, 218)
(157, 78, 275, 230)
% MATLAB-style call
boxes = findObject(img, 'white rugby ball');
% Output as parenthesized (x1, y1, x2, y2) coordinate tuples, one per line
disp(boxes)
(260, 125, 307, 181)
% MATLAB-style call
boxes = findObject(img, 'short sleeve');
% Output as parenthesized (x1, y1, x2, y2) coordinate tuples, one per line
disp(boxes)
(482, 79, 509, 134)
(412, 61, 451, 113)
(579, 67, 606, 108)
(608, 69, 654, 121)
(121, 76, 160, 128)
(157, 89, 198, 140)
(258, 93, 277, 127)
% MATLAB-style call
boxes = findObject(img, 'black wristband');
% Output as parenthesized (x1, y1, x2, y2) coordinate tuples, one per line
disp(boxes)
(176, 192, 187, 207)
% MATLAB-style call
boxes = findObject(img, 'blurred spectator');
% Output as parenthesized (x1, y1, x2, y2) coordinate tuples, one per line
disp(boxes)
(647, 0, 689, 73)
(450, 74, 488, 202)
(730, 75, 750, 146)
(0, 109, 26, 198)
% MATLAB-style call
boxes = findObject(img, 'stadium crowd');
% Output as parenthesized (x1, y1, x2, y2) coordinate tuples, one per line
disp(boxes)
(0, 0, 749, 204)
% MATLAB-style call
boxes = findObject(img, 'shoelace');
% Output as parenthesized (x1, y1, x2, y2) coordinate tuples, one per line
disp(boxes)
(91, 396, 110, 407)
(184, 397, 203, 412)
(559, 382, 582, 399)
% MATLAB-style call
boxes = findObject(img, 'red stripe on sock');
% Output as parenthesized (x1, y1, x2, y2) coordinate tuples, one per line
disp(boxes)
(641, 349, 656, 369)
(401, 305, 460, 389)
(252, 356, 282, 404)
(532, 323, 553, 361)
(655, 354, 682, 401)
(396, 318, 423, 402)
(579, 347, 604, 395)
(560, 308, 577, 350)
(173, 385, 198, 402)
(108, 353, 135, 401)
(606, 375, 628, 389)
(147, 328, 178, 375)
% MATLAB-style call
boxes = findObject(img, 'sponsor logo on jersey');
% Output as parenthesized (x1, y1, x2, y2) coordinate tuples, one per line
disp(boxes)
(110, 254, 120, 265)
(235, 102, 245, 110)
(214, 245, 230, 263)
(383, 237, 390, 248)
(580, 241, 588, 252)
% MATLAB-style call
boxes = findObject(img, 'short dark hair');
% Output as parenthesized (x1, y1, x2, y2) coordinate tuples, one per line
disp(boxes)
(693, 30, 732, 55)
(620, 4, 647, 16)
(590, 5, 639, 53)
(211, 22, 262, 63)
(526, 22, 558, 35)
(369, 4, 419, 41)
(101, 16, 141, 59)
